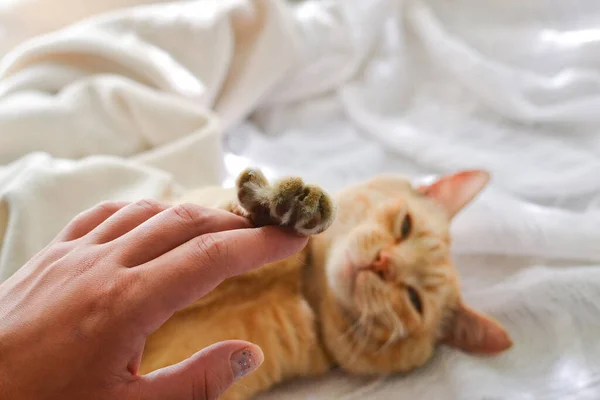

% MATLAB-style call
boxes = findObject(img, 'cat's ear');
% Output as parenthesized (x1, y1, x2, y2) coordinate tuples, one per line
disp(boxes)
(417, 170, 489, 219)
(442, 302, 512, 354)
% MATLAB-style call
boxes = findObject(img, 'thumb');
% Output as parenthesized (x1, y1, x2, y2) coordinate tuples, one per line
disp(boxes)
(136, 340, 264, 400)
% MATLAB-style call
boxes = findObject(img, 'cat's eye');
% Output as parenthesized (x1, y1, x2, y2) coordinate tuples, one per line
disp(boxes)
(398, 213, 412, 239)
(407, 286, 423, 314)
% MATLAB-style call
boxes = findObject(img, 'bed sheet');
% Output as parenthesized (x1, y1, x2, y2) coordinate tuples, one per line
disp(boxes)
(230, 1, 600, 398)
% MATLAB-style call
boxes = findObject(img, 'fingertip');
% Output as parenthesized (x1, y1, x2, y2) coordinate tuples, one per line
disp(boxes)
(229, 342, 264, 381)
(208, 206, 254, 229)
(256, 226, 309, 259)
(257, 225, 310, 242)
(136, 340, 264, 400)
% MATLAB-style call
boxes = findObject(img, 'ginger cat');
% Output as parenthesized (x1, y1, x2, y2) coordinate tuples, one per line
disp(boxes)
(140, 168, 512, 399)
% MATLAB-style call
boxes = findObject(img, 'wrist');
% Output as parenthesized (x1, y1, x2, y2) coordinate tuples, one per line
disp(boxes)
(0, 362, 15, 399)
(0, 331, 30, 399)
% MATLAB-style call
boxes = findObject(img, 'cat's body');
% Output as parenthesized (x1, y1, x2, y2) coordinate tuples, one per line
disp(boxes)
(140, 169, 512, 400)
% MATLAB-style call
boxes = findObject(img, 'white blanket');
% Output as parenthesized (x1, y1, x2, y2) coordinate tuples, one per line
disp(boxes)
(2, 0, 600, 399)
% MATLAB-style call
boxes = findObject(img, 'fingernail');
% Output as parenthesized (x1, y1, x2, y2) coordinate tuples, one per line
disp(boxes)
(230, 347, 263, 380)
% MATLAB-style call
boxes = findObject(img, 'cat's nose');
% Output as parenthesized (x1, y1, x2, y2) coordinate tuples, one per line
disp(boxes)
(370, 250, 391, 280)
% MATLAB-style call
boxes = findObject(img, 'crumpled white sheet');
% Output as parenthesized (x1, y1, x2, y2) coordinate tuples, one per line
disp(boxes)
(1, 0, 600, 399)
(230, 1, 600, 399)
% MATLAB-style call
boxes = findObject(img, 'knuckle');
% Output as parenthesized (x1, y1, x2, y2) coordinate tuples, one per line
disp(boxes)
(194, 234, 221, 261)
(94, 200, 128, 215)
(197, 367, 228, 400)
(171, 203, 204, 225)
(100, 270, 138, 307)
(192, 234, 230, 274)
(47, 241, 73, 258)
(133, 199, 166, 215)
(50, 242, 76, 262)
(31, 241, 76, 268)
(67, 246, 105, 276)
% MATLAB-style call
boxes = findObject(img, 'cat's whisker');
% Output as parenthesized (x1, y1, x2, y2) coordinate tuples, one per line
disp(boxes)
(380, 303, 396, 330)
(336, 308, 370, 364)
(338, 310, 373, 366)
(354, 311, 370, 341)
(361, 315, 373, 346)
(376, 305, 405, 354)
(376, 331, 396, 354)
(390, 308, 405, 340)
(339, 316, 363, 342)
(351, 324, 372, 364)
(342, 337, 363, 366)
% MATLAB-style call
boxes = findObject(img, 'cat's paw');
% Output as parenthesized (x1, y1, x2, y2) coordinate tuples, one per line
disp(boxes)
(235, 168, 336, 235)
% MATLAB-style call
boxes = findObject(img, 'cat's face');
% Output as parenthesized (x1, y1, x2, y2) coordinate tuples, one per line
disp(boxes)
(316, 171, 512, 374)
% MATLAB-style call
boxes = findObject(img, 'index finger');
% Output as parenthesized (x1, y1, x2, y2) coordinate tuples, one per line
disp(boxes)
(136, 226, 308, 326)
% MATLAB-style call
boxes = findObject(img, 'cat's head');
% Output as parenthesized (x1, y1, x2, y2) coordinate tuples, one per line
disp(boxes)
(314, 170, 512, 374)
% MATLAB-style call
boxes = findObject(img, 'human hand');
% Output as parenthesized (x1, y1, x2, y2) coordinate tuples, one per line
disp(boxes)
(0, 200, 308, 400)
